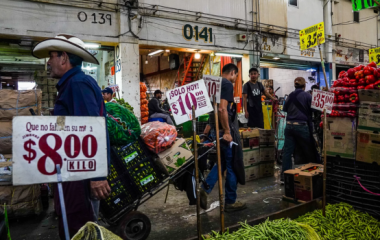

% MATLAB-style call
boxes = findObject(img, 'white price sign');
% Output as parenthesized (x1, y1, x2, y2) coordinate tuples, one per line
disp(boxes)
(12, 116, 108, 185)
(311, 89, 335, 114)
(166, 80, 213, 125)
(203, 75, 222, 103)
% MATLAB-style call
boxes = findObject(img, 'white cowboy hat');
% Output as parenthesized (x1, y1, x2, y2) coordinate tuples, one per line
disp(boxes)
(32, 34, 99, 65)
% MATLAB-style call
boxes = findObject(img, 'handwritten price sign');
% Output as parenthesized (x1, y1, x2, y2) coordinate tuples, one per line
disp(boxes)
(203, 75, 222, 103)
(12, 116, 107, 185)
(166, 80, 213, 125)
(311, 89, 334, 114)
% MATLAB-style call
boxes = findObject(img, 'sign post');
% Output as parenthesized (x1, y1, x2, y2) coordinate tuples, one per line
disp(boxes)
(56, 165, 70, 240)
(322, 109, 327, 217)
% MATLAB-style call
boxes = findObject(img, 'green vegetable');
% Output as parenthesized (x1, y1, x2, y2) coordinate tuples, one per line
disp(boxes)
(174, 157, 186, 167)
(114, 98, 134, 113)
(296, 202, 380, 240)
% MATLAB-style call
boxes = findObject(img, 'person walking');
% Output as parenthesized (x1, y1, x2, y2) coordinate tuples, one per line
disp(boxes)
(201, 63, 246, 212)
(243, 68, 277, 128)
(281, 77, 320, 182)
(32, 34, 111, 239)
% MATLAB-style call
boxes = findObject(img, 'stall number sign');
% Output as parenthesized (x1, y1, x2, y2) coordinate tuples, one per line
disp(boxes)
(183, 24, 213, 43)
(12, 116, 108, 185)
(369, 47, 380, 65)
(166, 80, 213, 125)
(203, 75, 222, 103)
(299, 22, 325, 50)
(311, 89, 334, 114)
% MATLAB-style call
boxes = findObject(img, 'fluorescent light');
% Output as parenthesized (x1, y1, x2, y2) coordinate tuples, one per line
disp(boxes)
(84, 43, 100, 49)
(215, 52, 243, 58)
(82, 66, 97, 71)
(165, 49, 170, 52)
(273, 57, 280, 60)
(148, 50, 164, 56)
(306, 68, 316, 72)
(195, 53, 201, 59)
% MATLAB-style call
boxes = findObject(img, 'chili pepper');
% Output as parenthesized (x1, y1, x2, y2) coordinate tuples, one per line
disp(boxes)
(364, 66, 374, 75)
(354, 65, 365, 71)
(365, 84, 375, 89)
(368, 61, 377, 68)
(338, 71, 348, 78)
(365, 75, 376, 84)
(347, 68, 356, 78)
(349, 93, 359, 103)
(319, 121, 323, 129)
(355, 70, 364, 79)
(373, 80, 380, 89)
(338, 95, 345, 102)
(357, 85, 365, 89)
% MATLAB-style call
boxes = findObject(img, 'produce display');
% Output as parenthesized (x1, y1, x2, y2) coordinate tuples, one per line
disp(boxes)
(105, 102, 141, 146)
(140, 121, 177, 154)
(204, 219, 316, 240)
(114, 98, 134, 113)
(140, 82, 149, 124)
(329, 61, 380, 117)
(296, 203, 380, 240)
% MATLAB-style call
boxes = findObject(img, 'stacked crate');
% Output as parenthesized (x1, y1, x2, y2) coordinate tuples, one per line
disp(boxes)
(35, 70, 58, 115)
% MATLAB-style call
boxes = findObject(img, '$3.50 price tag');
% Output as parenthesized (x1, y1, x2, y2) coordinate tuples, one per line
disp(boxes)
(369, 47, 380, 66)
(299, 22, 325, 51)
(311, 89, 334, 114)
(12, 116, 107, 185)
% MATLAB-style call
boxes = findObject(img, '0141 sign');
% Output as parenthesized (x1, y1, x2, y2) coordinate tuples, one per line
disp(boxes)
(311, 89, 334, 114)
(13, 116, 108, 185)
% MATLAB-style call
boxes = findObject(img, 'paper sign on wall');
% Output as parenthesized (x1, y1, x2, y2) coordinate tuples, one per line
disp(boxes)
(12, 116, 108, 185)
(166, 80, 213, 125)
(203, 75, 222, 103)
(369, 47, 380, 65)
(299, 22, 325, 50)
(311, 89, 334, 114)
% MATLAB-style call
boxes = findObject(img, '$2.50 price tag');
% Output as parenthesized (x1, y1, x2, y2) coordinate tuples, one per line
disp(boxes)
(166, 80, 213, 125)
(12, 116, 108, 185)
(203, 75, 222, 103)
(311, 89, 334, 114)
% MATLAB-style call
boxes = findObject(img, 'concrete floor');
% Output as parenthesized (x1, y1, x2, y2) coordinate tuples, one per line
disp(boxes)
(9, 164, 287, 240)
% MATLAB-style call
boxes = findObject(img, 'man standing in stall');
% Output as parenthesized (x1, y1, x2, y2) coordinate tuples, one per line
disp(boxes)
(243, 68, 277, 128)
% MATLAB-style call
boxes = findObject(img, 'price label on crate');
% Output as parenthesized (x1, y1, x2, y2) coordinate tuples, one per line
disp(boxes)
(166, 80, 213, 125)
(311, 89, 334, 114)
(12, 116, 108, 185)
(203, 75, 222, 103)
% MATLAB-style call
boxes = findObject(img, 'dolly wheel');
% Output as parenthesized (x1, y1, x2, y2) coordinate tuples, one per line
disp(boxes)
(118, 211, 151, 240)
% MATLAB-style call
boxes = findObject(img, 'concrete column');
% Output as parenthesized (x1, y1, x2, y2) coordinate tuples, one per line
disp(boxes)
(249, 34, 261, 80)
(115, 41, 140, 118)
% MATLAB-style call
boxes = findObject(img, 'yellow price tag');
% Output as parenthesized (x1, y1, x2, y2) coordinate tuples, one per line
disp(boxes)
(299, 22, 325, 50)
(369, 47, 380, 65)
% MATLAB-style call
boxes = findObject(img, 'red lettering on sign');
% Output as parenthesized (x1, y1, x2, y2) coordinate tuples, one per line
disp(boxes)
(38, 133, 63, 175)
(67, 160, 96, 172)
(64, 134, 80, 158)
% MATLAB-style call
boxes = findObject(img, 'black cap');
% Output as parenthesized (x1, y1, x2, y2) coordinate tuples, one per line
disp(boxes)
(102, 87, 113, 94)
(154, 90, 163, 95)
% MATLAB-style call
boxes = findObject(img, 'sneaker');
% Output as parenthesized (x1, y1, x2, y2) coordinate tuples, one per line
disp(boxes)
(200, 188, 208, 210)
(225, 201, 247, 212)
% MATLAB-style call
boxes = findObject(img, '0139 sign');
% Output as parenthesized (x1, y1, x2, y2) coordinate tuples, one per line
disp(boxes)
(203, 75, 222, 103)
(12, 116, 107, 185)
(166, 80, 213, 125)
(311, 89, 334, 114)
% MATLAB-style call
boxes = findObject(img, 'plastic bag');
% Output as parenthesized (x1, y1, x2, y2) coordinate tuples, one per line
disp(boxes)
(141, 111, 149, 118)
(72, 222, 122, 240)
(140, 104, 148, 112)
(105, 102, 141, 146)
(141, 117, 149, 124)
(140, 92, 147, 99)
(140, 99, 148, 105)
(140, 82, 147, 92)
(140, 121, 177, 154)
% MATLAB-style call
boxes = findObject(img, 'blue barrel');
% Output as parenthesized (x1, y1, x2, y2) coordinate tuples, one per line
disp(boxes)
(148, 118, 165, 123)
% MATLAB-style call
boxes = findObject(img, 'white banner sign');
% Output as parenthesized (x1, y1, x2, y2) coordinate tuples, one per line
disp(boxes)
(12, 116, 108, 185)
(311, 89, 334, 114)
(166, 80, 213, 125)
(203, 75, 222, 103)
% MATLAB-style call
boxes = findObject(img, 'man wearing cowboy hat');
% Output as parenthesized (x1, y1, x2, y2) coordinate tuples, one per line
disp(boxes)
(33, 34, 111, 239)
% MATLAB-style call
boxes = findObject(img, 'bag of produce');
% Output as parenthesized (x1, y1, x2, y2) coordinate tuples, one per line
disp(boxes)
(140, 121, 177, 154)
(140, 104, 148, 112)
(141, 111, 149, 118)
(141, 99, 148, 105)
(140, 82, 147, 92)
(141, 117, 149, 124)
(140, 92, 147, 99)
(105, 102, 141, 146)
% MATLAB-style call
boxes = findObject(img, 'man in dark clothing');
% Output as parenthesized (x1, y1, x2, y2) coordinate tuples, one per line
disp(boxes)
(281, 77, 319, 181)
(201, 63, 246, 212)
(148, 90, 174, 125)
(32, 35, 111, 239)
(243, 68, 277, 128)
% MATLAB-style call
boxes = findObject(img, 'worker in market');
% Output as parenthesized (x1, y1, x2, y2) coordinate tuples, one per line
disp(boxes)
(266, 86, 278, 99)
(32, 34, 111, 239)
(200, 63, 246, 212)
(281, 77, 320, 183)
(243, 68, 277, 128)
(102, 87, 117, 103)
(148, 89, 174, 125)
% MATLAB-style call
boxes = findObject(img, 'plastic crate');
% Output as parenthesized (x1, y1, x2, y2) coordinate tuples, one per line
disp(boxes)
(113, 139, 164, 195)
(100, 160, 139, 219)
(196, 121, 208, 135)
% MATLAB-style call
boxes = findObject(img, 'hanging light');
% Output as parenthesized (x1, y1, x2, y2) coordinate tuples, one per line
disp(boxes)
(195, 51, 201, 59)
(145, 60, 148, 64)
(165, 49, 170, 53)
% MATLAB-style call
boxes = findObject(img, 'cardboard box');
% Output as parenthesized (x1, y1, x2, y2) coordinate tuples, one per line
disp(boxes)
(356, 131, 380, 164)
(48, 93, 57, 101)
(244, 164, 260, 182)
(47, 78, 59, 86)
(242, 137, 259, 149)
(241, 129, 260, 148)
(358, 110, 380, 133)
(284, 163, 323, 201)
(35, 70, 49, 77)
(47, 85, 57, 93)
(156, 138, 193, 175)
(48, 100, 55, 108)
(325, 129, 356, 159)
(41, 92, 48, 101)
(259, 161, 275, 178)
(243, 147, 260, 166)
(35, 77, 47, 85)
(326, 117, 356, 132)
(37, 85, 47, 92)
(41, 101, 49, 109)
(358, 89, 380, 103)
(260, 146, 275, 162)
(357, 102, 380, 115)
(259, 129, 275, 145)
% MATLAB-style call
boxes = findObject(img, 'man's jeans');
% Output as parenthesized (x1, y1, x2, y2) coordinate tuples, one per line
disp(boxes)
(282, 124, 317, 176)
(204, 143, 237, 204)
(150, 112, 174, 125)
